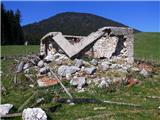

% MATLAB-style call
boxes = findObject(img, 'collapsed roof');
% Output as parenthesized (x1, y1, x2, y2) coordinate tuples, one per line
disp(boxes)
(40, 27, 134, 63)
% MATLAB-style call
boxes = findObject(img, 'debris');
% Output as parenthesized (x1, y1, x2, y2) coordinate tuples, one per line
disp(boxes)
(37, 60, 44, 68)
(65, 73, 72, 80)
(0, 104, 13, 116)
(83, 66, 96, 75)
(41, 28, 106, 58)
(93, 107, 106, 110)
(54, 98, 101, 104)
(39, 67, 50, 74)
(99, 62, 110, 71)
(23, 63, 30, 70)
(29, 84, 34, 88)
(103, 100, 141, 107)
(16, 61, 25, 73)
(146, 96, 160, 99)
(58, 65, 80, 77)
(44, 53, 54, 62)
(90, 59, 98, 66)
(74, 59, 83, 68)
(55, 59, 62, 65)
(31, 98, 45, 107)
(1, 113, 22, 118)
(37, 76, 58, 87)
(98, 78, 109, 88)
(126, 77, 139, 87)
(24, 74, 34, 83)
(1, 85, 6, 95)
(138, 62, 153, 72)
(22, 108, 47, 120)
(13, 74, 17, 84)
(140, 68, 150, 77)
(70, 77, 86, 90)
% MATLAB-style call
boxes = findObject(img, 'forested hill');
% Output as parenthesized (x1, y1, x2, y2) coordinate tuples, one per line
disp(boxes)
(23, 12, 140, 44)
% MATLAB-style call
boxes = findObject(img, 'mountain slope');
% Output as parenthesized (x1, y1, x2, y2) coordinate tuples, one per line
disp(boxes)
(23, 12, 139, 44)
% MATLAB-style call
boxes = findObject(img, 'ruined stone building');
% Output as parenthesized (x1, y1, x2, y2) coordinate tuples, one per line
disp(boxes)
(40, 27, 134, 64)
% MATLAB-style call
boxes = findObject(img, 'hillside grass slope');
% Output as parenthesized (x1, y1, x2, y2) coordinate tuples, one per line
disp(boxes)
(134, 32, 160, 63)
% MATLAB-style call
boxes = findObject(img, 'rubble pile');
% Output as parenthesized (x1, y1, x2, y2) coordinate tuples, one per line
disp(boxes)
(13, 27, 153, 91)
(14, 50, 152, 91)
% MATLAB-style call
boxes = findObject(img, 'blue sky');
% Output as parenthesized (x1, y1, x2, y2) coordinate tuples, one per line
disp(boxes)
(3, 1, 160, 32)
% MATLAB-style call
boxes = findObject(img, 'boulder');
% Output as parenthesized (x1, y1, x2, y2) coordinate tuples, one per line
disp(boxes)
(99, 62, 110, 71)
(70, 77, 86, 89)
(23, 63, 30, 70)
(39, 67, 49, 74)
(22, 108, 47, 120)
(65, 73, 72, 80)
(83, 66, 96, 75)
(98, 77, 111, 88)
(55, 59, 62, 65)
(58, 65, 80, 77)
(90, 59, 98, 66)
(0, 104, 13, 116)
(140, 69, 150, 77)
(16, 61, 25, 73)
(98, 79, 109, 88)
(37, 60, 44, 68)
(74, 59, 83, 68)
(44, 54, 54, 62)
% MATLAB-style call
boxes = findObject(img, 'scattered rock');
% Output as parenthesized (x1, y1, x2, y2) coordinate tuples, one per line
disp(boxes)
(138, 63, 153, 72)
(16, 61, 25, 73)
(23, 63, 30, 70)
(83, 66, 96, 75)
(55, 59, 62, 65)
(77, 88, 85, 92)
(22, 108, 47, 120)
(70, 77, 86, 90)
(110, 64, 118, 69)
(131, 67, 140, 72)
(0, 104, 13, 116)
(94, 107, 106, 110)
(1, 85, 6, 94)
(90, 59, 98, 66)
(44, 54, 54, 62)
(92, 78, 101, 85)
(140, 69, 150, 77)
(98, 79, 109, 88)
(65, 73, 72, 80)
(58, 65, 80, 77)
(99, 62, 110, 71)
(37, 60, 44, 68)
(29, 84, 34, 88)
(74, 59, 83, 68)
(39, 67, 49, 74)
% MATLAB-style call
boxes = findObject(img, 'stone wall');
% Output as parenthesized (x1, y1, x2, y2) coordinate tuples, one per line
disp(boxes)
(89, 27, 134, 64)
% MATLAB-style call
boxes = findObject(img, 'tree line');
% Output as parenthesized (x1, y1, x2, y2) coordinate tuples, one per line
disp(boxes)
(1, 3, 24, 45)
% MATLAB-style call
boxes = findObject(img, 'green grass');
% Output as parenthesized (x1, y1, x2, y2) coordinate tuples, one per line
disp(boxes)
(1, 45, 39, 56)
(1, 32, 160, 119)
(134, 32, 160, 63)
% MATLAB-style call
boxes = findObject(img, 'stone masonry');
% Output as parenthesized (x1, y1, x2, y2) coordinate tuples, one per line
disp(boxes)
(40, 26, 134, 64)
